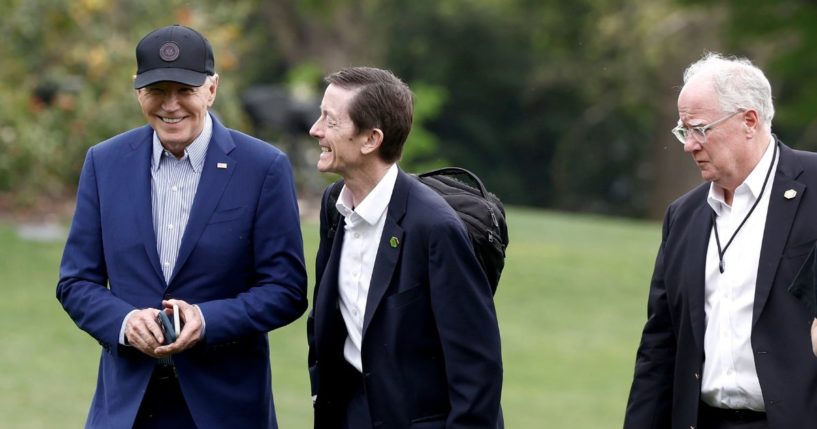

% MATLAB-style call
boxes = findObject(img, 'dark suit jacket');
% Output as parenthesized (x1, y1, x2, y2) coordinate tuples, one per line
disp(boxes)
(57, 114, 307, 429)
(307, 170, 503, 428)
(624, 140, 817, 429)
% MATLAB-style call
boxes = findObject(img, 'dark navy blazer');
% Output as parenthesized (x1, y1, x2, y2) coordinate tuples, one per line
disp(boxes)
(625, 141, 817, 429)
(308, 170, 503, 429)
(57, 114, 307, 429)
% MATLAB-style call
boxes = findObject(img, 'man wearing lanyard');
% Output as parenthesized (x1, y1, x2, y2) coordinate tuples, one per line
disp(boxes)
(624, 52, 817, 429)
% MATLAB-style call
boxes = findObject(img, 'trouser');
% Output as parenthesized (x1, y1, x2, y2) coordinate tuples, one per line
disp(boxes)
(697, 402, 768, 429)
(341, 362, 372, 429)
(133, 365, 196, 429)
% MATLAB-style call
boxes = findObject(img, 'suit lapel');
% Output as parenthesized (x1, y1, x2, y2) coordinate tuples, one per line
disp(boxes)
(688, 199, 714, 350)
(129, 127, 165, 283)
(362, 171, 409, 338)
(168, 116, 237, 286)
(754, 141, 804, 326)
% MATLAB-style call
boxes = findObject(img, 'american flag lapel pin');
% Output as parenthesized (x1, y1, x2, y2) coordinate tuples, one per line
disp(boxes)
(217, 162, 228, 169)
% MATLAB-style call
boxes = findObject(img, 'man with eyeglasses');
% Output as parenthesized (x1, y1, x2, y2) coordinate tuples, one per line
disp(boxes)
(624, 52, 817, 429)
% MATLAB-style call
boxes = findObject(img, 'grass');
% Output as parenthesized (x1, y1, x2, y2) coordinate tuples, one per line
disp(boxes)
(0, 206, 660, 428)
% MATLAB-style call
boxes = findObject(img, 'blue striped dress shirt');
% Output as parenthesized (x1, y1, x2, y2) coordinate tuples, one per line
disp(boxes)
(117, 114, 213, 345)
(151, 114, 212, 283)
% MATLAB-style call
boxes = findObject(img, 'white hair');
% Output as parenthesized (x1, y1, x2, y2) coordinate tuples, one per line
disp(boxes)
(683, 52, 774, 128)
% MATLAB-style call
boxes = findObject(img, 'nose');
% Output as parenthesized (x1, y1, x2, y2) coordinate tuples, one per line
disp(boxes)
(682, 138, 701, 154)
(309, 118, 322, 138)
(161, 93, 179, 111)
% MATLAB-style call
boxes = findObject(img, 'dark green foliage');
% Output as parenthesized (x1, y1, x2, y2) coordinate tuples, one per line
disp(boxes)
(6, 1, 817, 218)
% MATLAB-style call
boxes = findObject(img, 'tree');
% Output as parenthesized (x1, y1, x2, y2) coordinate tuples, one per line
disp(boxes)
(375, 0, 717, 216)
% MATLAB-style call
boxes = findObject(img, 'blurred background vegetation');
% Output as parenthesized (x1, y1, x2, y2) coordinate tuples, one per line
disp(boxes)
(5, 0, 817, 219)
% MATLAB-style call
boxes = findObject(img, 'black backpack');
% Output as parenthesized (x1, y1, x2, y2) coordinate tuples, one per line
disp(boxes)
(325, 167, 509, 294)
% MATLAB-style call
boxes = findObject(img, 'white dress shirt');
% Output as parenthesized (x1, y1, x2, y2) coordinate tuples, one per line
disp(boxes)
(336, 164, 398, 372)
(701, 137, 777, 411)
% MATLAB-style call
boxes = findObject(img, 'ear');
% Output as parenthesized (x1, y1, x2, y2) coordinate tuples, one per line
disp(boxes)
(360, 128, 384, 155)
(742, 109, 759, 138)
(133, 75, 144, 101)
(206, 74, 219, 107)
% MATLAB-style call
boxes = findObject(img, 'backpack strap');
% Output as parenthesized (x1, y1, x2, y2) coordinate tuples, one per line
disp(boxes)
(326, 180, 344, 242)
(418, 167, 489, 199)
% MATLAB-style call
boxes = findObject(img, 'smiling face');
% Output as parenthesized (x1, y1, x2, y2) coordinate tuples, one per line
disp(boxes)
(136, 77, 218, 156)
(309, 83, 369, 176)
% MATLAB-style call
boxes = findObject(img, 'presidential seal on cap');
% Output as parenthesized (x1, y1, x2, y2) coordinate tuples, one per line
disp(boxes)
(133, 24, 215, 89)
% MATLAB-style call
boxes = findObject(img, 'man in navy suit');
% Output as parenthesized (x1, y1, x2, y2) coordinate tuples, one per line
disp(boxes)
(624, 53, 817, 429)
(306, 67, 503, 428)
(56, 25, 307, 428)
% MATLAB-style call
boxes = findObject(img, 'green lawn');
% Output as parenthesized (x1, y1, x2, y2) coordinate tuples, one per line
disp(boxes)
(0, 207, 660, 428)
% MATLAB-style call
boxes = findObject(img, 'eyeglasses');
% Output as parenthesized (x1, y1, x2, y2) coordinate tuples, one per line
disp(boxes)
(671, 110, 743, 144)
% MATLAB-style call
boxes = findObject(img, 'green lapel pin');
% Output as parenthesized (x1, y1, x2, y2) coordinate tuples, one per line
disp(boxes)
(389, 236, 399, 248)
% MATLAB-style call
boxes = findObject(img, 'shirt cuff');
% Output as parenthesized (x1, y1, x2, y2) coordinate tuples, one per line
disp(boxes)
(194, 304, 206, 339)
(119, 309, 139, 345)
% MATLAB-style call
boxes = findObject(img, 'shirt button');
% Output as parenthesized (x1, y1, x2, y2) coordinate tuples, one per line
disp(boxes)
(168, 224, 174, 230)
(163, 262, 170, 267)
(171, 186, 178, 192)
(354, 233, 360, 239)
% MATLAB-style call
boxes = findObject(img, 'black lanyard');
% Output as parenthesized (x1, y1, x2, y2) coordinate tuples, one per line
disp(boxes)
(711, 142, 778, 274)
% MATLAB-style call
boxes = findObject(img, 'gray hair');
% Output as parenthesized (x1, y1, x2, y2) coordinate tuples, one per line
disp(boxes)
(683, 52, 774, 128)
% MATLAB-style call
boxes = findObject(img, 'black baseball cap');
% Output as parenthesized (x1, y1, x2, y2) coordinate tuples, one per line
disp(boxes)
(133, 25, 215, 89)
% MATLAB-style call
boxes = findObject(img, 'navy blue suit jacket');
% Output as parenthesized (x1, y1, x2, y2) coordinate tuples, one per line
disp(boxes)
(624, 140, 817, 429)
(57, 114, 307, 429)
(307, 170, 503, 429)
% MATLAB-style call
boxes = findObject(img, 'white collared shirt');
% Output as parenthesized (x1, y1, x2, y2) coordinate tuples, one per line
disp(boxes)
(701, 137, 777, 411)
(336, 164, 398, 372)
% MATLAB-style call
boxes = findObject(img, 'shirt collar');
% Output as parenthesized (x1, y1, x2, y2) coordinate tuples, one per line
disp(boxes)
(151, 113, 212, 173)
(707, 135, 776, 214)
(336, 164, 399, 226)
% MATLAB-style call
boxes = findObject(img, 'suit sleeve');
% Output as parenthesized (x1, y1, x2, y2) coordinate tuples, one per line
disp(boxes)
(428, 218, 503, 428)
(56, 148, 136, 353)
(197, 152, 307, 344)
(307, 185, 334, 396)
(623, 207, 677, 429)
